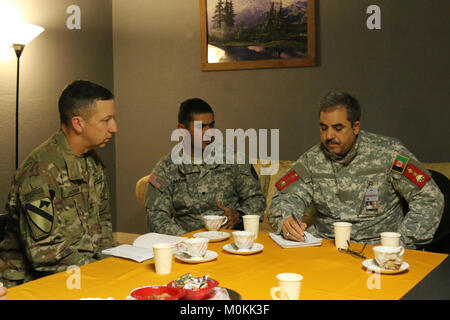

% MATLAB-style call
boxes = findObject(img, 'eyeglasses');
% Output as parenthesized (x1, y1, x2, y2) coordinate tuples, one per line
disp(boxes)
(338, 241, 367, 259)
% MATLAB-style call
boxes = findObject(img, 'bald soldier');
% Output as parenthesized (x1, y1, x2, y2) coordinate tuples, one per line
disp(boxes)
(145, 98, 266, 235)
(268, 92, 444, 249)
(0, 80, 117, 287)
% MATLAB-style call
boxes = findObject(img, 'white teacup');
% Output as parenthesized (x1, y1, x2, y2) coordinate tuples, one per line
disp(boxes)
(270, 273, 303, 300)
(176, 238, 209, 258)
(373, 245, 405, 269)
(232, 231, 255, 250)
(380, 232, 401, 247)
(203, 215, 228, 231)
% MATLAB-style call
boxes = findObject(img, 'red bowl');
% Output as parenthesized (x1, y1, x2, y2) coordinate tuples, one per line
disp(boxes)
(168, 279, 219, 300)
(130, 285, 185, 300)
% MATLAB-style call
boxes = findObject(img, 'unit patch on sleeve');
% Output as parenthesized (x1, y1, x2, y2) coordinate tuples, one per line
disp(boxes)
(275, 170, 300, 191)
(25, 198, 54, 233)
(403, 163, 430, 189)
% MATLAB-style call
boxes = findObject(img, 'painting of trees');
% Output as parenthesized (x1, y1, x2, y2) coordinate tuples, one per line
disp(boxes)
(201, 0, 316, 70)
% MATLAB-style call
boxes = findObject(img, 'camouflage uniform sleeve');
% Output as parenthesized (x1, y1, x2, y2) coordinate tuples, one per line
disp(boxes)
(268, 156, 314, 234)
(145, 164, 187, 236)
(390, 145, 444, 249)
(233, 164, 266, 221)
(15, 163, 94, 274)
(96, 170, 114, 252)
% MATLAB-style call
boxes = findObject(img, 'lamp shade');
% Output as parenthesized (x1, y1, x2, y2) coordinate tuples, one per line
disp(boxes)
(9, 22, 45, 45)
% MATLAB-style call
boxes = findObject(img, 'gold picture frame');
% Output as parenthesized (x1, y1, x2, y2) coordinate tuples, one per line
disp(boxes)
(200, 0, 316, 71)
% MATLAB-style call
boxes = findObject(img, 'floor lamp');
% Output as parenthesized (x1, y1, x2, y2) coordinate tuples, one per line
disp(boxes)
(10, 22, 44, 169)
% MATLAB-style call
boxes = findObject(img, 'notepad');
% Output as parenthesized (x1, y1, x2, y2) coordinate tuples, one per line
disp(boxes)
(102, 233, 187, 262)
(269, 232, 322, 248)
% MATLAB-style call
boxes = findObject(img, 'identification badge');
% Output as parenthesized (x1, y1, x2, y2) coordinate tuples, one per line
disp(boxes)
(364, 184, 379, 211)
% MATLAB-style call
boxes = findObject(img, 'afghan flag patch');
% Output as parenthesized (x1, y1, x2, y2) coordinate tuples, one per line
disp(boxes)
(403, 163, 430, 189)
(149, 173, 163, 189)
(275, 171, 300, 191)
(391, 154, 409, 174)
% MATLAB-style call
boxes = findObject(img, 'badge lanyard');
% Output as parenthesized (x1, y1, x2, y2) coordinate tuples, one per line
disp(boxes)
(364, 181, 378, 211)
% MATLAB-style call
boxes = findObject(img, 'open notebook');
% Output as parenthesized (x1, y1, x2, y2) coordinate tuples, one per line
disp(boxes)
(269, 232, 322, 248)
(102, 233, 187, 263)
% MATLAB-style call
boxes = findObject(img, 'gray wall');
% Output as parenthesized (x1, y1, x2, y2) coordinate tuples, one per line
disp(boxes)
(112, 0, 450, 234)
(1, 1, 449, 235)
(0, 0, 116, 228)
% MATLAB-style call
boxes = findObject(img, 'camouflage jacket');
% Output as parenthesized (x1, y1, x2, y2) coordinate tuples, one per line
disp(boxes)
(0, 130, 113, 287)
(145, 149, 266, 235)
(268, 130, 444, 249)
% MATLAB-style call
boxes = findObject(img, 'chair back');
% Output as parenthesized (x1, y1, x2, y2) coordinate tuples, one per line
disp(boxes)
(424, 170, 450, 254)
(136, 175, 151, 209)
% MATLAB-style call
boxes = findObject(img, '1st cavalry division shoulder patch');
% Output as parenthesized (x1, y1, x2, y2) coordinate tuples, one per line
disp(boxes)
(25, 198, 54, 233)
(276, 171, 300, 191)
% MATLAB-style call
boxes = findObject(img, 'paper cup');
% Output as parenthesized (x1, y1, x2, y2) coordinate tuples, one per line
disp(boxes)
(153, 243, 173, 275)
(243, 215, 260, 239)
(380, 232, 401, 247)
(333, 222, 352, 249)
(270, 273, 303, 300)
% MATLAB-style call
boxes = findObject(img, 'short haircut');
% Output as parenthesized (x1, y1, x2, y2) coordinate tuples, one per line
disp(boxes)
(58, 80, 114, 127)
(319, 91, 361, 125)
(178, 98, 214, 128)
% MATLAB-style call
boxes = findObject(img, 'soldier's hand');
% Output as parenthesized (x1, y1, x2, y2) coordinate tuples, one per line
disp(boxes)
(216, 202, 240, 229)
(281, 216, 307, 242)
(0, 285, 8, 300)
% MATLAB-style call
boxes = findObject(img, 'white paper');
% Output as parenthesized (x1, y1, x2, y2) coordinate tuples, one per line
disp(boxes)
(269, 232, 322, 248)
(132, 233, 187, 249)
(102, 233, 187, 262)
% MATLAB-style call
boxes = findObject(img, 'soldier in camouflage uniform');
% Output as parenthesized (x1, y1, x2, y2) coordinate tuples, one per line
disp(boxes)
(269, 92, 444, 249)
(145, 98, 266, 235)
(0, 80, 117, 287)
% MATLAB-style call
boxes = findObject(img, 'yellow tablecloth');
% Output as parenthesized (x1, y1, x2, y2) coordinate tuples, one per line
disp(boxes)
(7, 230, 448, 300)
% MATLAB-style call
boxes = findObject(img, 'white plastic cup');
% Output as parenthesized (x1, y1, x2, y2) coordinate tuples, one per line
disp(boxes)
(333, 222, 352, 249)
(380, 232, 401, 247)
(270, 273, 303, 300)
(243, 215, 260, 240)
(153, 243, 173, 275)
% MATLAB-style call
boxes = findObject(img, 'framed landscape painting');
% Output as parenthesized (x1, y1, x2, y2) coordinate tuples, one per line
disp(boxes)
(200, 0, 316, 71)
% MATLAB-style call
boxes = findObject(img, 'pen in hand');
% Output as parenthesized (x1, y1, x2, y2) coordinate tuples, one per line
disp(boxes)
(291, 214, 308, 242)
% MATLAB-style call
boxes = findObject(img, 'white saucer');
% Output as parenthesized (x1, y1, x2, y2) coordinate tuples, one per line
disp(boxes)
(175, 250, 218, 263)
(193, 231, 230, 242)
(222, 243, 264, 255)
(362, 259, 410, 274)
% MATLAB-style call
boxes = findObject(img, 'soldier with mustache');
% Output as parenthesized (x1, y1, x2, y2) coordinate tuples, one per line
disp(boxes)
(268, 92, 444, 249)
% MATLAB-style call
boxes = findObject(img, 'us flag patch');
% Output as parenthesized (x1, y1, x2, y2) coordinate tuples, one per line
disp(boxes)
(149, 173, 163, 189)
